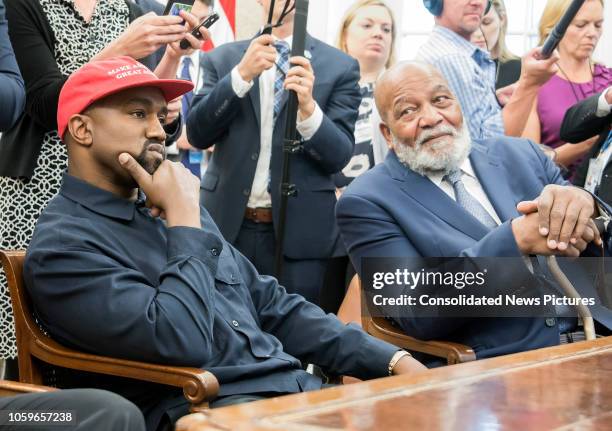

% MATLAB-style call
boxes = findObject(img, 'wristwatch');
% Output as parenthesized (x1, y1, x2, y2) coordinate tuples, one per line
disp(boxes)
(388, 350, 412, 376)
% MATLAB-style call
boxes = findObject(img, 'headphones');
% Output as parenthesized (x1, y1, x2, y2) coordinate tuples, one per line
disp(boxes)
(423, 0, 492, 17)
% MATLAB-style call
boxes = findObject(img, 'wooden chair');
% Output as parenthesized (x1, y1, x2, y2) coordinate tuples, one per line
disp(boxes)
(339, 275, 476, 365)
(0, 380, 57, 397)
(0, 250, 219, 412)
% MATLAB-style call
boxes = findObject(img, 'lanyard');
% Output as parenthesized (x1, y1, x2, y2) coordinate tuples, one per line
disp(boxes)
(601, 129, 612, 154)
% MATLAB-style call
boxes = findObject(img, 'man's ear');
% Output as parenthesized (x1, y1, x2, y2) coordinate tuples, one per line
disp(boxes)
(379, 122, 393, 149)
(67, 114, 93, 147)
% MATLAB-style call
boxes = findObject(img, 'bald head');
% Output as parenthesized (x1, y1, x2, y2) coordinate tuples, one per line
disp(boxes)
(375, 61, 448, 123)
(373, 61, 469, 176)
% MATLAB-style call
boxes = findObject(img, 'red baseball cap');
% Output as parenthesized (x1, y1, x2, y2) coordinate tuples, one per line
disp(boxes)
(57, 56, 194, 139)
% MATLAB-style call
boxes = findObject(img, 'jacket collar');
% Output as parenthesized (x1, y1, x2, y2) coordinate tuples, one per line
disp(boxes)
(60, 173, 142, 221)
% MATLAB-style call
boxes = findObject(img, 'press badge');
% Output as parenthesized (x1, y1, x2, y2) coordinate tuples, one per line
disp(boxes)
(585, 158, 603, 193)
(585, 136, 612, 193)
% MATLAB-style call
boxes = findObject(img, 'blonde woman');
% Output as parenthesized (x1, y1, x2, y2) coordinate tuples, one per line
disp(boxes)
(523, 0, 610, 179)
(471, 0, 521, 89)
(320, 0, 396, 315)
(335, 0, 396, 187)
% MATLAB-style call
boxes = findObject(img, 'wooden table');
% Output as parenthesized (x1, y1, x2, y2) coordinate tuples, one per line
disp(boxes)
(177, 337, 612, 431)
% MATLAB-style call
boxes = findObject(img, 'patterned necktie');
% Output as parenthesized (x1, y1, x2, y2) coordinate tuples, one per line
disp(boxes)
(273, 41, 290, 121)
(444, 170, 498, 229)
(180, 56, 194, 118)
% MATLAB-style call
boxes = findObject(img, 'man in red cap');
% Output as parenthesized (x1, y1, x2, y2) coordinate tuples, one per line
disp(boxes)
(24, 57, 425, 431)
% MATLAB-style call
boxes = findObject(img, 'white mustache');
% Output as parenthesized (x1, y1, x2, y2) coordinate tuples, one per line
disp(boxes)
(416, 125, 459, 147)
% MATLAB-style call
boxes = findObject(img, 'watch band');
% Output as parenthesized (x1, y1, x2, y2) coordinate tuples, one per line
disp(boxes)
(388, 350, 412, 376)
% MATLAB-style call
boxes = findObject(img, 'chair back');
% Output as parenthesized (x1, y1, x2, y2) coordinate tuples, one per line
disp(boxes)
(0, 380, 57, 397)
(358, 274, 476, 364)
(0, 250, 45, 384)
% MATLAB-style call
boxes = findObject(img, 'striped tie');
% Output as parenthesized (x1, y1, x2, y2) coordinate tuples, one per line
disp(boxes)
(179, 56, 193, 118)
(445, 170, 497, 229)
(273, 41, 290, 122)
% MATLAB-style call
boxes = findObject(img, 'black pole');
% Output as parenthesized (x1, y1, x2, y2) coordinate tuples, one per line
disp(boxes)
(274, 0, 309, 278)
(540, 0, 585, 58)
(261, 0, 276, 35)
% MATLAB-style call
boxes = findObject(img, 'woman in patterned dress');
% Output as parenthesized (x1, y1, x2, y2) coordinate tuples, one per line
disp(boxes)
(319, 0, 397, 315)
(335, 0, 396, 190)
(0, 0, 206, 364)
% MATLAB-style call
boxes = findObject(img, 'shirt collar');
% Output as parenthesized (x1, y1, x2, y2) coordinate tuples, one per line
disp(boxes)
(60, 173, 143, 221)
(427, 157, 476, 187)
(432, 25, 491, 63)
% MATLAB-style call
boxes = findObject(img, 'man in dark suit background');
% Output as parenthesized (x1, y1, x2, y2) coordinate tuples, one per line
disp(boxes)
(187, 0, 361, 303)
(562, 88, 612, 205)
(337, 62, 611, 363)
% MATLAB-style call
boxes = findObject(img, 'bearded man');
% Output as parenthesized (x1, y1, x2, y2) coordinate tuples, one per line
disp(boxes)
(336, 61, 612, 364)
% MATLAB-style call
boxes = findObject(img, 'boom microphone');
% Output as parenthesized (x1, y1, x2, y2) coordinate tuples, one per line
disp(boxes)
(275, 0, 309, 278)
(540, 0, 585, 59)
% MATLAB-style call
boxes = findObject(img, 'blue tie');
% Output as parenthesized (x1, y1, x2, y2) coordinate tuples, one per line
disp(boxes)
(274, 41, 290, 122)
(445, 170, 497, 229)
(178, 56, 203, 177)
(180, 56, 194, 118)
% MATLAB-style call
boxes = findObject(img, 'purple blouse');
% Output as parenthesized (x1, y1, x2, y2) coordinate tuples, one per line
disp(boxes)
(537, 64, 612, 175)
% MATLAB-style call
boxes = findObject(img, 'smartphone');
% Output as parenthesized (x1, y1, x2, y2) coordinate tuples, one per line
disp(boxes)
(179, 12, 220, 50)
(163, 0, 195, 16)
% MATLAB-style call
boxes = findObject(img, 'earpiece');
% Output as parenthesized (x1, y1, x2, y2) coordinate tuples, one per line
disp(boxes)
(423, 0, 492, 17)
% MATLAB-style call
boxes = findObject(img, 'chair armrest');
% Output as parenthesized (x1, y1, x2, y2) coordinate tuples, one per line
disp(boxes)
(29, 335, 219, 408)
(0, 380, 58, 397)
(368, 317, 476, 365)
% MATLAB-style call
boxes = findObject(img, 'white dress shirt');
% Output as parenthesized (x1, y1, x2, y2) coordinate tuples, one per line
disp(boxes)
(230, 35, 323, 208)
(426, 158, 502, 226)
(597, 86, 612, 117)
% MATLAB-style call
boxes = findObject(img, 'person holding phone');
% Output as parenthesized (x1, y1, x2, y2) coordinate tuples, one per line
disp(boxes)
(172, 0, 215, 177)
(0, 0, 209, 368)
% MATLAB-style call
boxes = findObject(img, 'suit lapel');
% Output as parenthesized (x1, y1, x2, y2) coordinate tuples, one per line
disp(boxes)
(386, 152, 490, 240)
(469, 144, 520, 222)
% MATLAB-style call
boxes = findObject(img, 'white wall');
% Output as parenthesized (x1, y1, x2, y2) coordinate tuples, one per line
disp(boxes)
(594, 0, 611, 64)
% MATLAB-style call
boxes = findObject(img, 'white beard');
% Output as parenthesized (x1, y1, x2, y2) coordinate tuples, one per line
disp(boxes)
(393, 122, 472, 176)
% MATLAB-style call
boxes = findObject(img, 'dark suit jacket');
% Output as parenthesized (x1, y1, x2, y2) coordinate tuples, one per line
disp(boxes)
(337, 137, 612, 361)
(561, 91, 612, 204)
(187, 34, 361, 259)
(0, 0, 24, 131)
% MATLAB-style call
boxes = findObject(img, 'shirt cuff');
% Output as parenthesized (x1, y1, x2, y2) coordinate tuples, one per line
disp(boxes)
(166, 227, 224, 275)
(230, 66, 254, 98)
(596, 87, 612, 117)
(297, 103, 323, 141)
